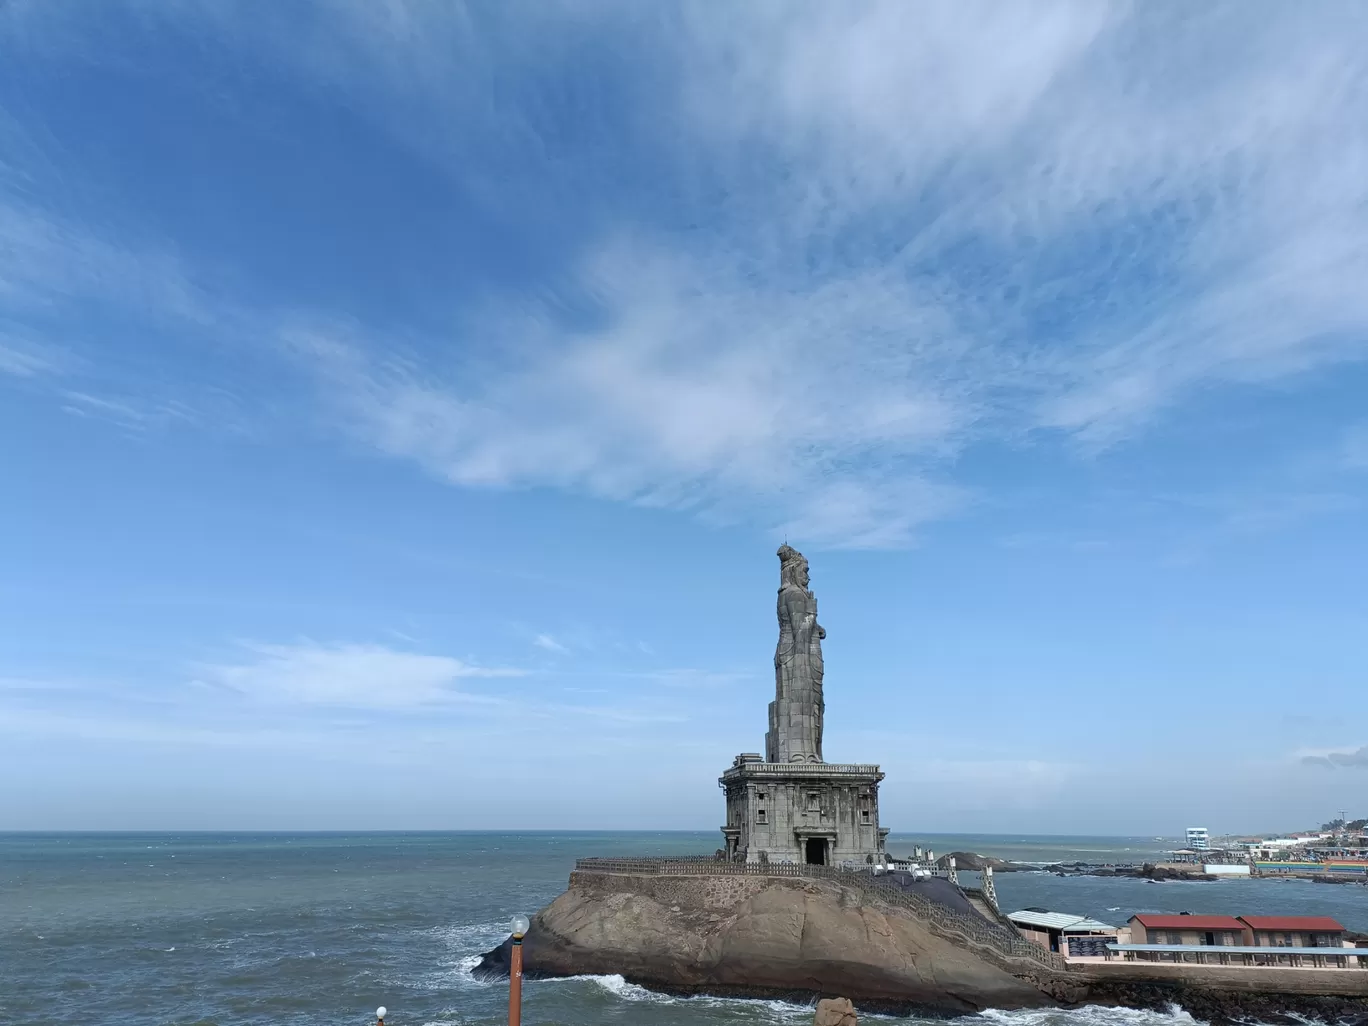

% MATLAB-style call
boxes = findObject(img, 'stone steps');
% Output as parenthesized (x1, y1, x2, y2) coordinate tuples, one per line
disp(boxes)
(967, 894, 998, 922)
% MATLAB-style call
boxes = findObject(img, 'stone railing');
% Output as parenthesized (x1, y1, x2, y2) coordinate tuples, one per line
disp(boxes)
(720, 763, 882, 776)
(572, 857, 1067, 976)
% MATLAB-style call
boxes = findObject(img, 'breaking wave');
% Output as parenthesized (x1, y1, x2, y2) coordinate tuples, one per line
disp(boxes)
(971, 1006, 1203, 1026)
(531, 973, 818, 1020)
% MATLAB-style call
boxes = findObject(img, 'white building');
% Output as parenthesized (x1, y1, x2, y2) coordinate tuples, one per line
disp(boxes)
(1186, 827, 1210, 850)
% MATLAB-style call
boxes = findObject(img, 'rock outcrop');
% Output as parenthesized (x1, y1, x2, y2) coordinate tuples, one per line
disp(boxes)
(475, 870, 1061, 1014)
(813, 996, 858, 1026)
(935, 851, 1037, 873)
(474, 868, 1368, 1023)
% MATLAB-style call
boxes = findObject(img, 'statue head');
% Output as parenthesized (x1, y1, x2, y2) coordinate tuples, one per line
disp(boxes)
(777, 544, 809, 589)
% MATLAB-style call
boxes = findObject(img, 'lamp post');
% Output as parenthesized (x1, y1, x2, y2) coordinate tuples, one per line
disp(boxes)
(376, 1006, 387, 1026)
(509, 914, 530, 1026)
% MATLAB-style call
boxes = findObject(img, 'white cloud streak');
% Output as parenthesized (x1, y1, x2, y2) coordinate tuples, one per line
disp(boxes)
(6, 2, 1368, 546)
(533, 634, 568, 654)
(270, 2, 1368, 545)
(192, 641, 523, 711)
(0, 337, 61, 377)
(1345, 424, 1368, 471)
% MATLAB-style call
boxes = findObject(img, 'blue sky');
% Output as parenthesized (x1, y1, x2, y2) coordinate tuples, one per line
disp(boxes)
(2, 2, 1367, 834)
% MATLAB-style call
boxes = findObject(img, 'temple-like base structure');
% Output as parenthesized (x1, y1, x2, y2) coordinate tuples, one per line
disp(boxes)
(720, 753, 889, 865)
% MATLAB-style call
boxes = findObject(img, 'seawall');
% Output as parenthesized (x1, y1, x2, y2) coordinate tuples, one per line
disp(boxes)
(1078, 962, 1368, 1024)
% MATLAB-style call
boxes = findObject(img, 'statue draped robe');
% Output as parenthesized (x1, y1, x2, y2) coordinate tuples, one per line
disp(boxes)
(765, 545, 825, 763)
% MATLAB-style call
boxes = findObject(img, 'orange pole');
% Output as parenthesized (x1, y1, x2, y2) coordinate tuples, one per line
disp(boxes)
(509, 936, 524, 1026)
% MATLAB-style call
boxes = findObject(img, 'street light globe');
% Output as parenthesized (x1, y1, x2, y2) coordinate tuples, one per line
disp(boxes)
(511, 914, 530, 938)
(376, 1007, 387, 1019)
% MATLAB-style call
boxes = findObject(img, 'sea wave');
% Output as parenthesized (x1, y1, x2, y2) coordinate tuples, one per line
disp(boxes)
(404, 920, 511, 992)
(533, 973, 817, 1020)
(972, 1005, 1202, 1026)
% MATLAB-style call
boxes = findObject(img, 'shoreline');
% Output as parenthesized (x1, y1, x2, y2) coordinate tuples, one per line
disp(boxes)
(476, 864, 1368, 1025)
(934, 851, 1368, 885)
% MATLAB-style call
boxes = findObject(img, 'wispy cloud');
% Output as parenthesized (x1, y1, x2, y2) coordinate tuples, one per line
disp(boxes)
(0, 337, 63, 377)
(0, 196, 207, 322)
(287, 272, 968, 548)
(0, 676, 77, 691)
(646, 668, 752, 688)
(270, 4, 1368, 545)
(1218, 491, 1360, 536)
(191, 641, 524, 711)
(6, 3, 1368, 548)
(1344, 424, 1368, 471)
(58, 390, 202, 430)
(532, 633, 568, 654)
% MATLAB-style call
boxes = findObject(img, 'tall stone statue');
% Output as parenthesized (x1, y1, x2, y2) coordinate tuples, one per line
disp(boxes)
(766, 544, 825, 764)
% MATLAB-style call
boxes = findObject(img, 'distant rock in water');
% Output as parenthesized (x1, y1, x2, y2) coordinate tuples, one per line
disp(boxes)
(1041, 862, 1218, 882)
(934, 852, 1036, 873)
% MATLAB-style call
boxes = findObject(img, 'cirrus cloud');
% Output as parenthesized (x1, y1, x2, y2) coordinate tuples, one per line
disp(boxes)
(191, 641, 523, 711)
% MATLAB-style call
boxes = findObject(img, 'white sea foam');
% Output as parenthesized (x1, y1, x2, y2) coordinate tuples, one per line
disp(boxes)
(972, 1003, 1203, 1026)
(415, 922, 1302, 1026)
(405, 921, 511, 992)
(544, 972, 676, 1003)
(534, 973, 817, 1020)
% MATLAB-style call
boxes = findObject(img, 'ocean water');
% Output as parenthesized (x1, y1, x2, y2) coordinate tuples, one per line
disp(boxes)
(3, 832, 1366, 1026)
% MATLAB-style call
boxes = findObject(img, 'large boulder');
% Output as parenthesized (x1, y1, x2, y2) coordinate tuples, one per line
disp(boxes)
(813, 997, 857, 1026)
(475, 871, 1059, 1014)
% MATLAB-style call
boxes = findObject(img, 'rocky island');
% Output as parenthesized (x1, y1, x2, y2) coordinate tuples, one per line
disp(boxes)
(477, 547, 1368, 1024)
(478, 862, 1066, 1014)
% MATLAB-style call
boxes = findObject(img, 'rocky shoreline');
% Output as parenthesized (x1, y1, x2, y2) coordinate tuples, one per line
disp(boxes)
(933, 850, 1368, 886)
(934, 851, 1220, 881)
(1051, 862, 1220, 882)
(473, 868, 1368, 1024)
(476, 870, 1059, 1015)
(1079, 978, 1368, 1025)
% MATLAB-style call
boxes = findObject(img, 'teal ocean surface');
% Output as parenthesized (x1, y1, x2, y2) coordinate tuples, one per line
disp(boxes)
(4, 832, 1366, 1026)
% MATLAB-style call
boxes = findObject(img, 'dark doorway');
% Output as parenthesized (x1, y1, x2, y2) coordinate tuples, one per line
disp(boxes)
(1204, 932, 1215, 946)
(804, 838, 826, 865)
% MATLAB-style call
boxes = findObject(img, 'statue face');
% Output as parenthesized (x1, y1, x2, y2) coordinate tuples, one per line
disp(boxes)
(780, 554, 810, 589)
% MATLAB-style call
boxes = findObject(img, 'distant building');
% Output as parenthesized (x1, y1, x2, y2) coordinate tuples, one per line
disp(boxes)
(1322, 859, 1368, 876)
(1202, 863, 1250, 876)
(1130, 913, 1347, 948)
(1186, 827, 1210, 850)
(1255, 860, 1322, 874)
(1008, 910, 1117, 956)
(1238, 916, 1346, 948)
(1128, 914, 1247, 946)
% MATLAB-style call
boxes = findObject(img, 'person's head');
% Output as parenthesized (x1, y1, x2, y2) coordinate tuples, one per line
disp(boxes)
(777, 544, 809, 588)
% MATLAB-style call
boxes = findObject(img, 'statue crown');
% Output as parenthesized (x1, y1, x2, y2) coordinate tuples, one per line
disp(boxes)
(777, 544, 808, 585)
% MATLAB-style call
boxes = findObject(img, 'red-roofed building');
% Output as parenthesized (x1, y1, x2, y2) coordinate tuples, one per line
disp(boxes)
(1238, 916, 1346, 948)
(1127, 914, 1249, 946)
